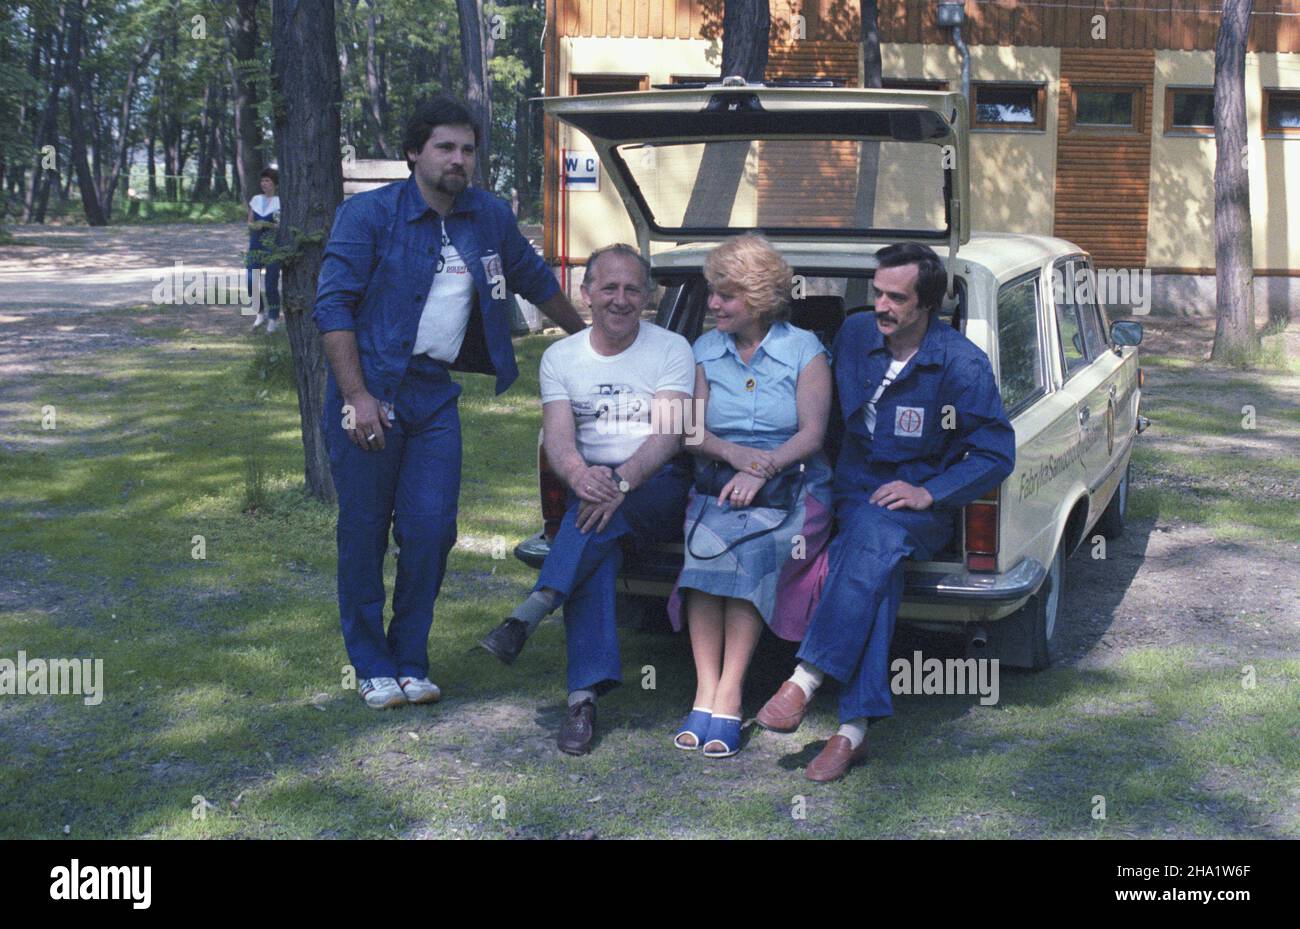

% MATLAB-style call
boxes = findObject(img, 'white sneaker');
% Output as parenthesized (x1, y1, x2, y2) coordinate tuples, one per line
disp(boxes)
(359, 677, 407, 709)
(398, 676, 442, 704)
(250, 312, 267, 330)
(266, 318, 278, 333)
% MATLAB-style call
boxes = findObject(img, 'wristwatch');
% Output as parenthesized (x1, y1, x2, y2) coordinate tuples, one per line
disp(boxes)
(611, 470, 630, 494)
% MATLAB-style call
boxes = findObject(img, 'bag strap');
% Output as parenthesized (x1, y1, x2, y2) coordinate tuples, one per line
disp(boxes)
(685, 463, 807, 561)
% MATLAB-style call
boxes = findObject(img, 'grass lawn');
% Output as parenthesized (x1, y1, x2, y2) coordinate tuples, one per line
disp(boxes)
(0, 314, 1295, 839)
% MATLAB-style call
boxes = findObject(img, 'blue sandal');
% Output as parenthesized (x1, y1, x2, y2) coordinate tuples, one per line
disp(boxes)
(674, 708, 712, 750)
(702, 714, 743, 758)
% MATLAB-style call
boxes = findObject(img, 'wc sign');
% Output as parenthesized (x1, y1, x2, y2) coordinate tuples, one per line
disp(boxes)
(563, 150, 600, 191)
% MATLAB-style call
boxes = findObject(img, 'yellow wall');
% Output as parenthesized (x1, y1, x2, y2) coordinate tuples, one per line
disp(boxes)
(1250, 53, 1300, 271)
(1148, 50, 1300, 270)
(558, 37, 719, 261)
(884, 44, 1060, 236)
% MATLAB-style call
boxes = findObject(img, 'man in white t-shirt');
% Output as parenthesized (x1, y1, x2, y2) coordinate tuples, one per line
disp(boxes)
(479, 244, 695, 754)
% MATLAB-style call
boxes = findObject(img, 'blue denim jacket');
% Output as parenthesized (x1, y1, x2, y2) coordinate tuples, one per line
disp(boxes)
(313, 176, 560, 398)
(832, 311, 1015, 509)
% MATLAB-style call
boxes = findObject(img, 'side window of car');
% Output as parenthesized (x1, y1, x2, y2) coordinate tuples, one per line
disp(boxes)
(1075, 263, 1107, 358)
(996, 272, 1045, 413)
(1053, 260, 1089, 377)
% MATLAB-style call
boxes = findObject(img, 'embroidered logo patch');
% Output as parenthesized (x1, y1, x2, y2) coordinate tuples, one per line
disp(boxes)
(895, 406, 924, 437)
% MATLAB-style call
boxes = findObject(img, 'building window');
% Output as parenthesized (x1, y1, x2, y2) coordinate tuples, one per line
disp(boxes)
(570, 74, 648, 96)
(1264, 89, 1300, 136)
(1165, 87, 1214, 135)
(972, 83, 1045, 131)
(882, 78, 950, 91)
(1073, 86, 1140, 130)
(667, 75, 720, 87)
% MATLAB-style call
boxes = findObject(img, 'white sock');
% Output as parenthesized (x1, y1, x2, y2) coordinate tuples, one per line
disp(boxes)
(568, 689, 595, 707)
(789, 661, 824, 701)
(837, 717, 869, 750)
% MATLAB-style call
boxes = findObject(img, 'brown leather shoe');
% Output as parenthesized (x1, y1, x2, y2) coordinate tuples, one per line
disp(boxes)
(805, 734, 869, 782)
(557, 699, 596, 755)
(756, 681, 810, 733)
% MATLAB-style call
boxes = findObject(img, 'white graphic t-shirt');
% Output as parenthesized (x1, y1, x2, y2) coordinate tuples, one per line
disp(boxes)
(414, 222, 476, 362)
(539, 322, 694, 466)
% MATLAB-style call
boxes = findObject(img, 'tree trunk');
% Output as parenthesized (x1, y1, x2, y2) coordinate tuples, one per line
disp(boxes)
(455, 0, 491, 187)
(364, 7, 392, 157)
(1211, 0, 1257, 362)
(514, 86, 530, 214)
(192, 81, 215, 201)
(227, 0, 263, 200)
(213, 88, 231, 198)
(272, 0, 344, 503)
(65, 0, 108, 225)
(103, 38, 154, 218)
(854, 0, 882, 229)
(720, 0, 768, 80)
(26, 13, 65, 224)
(146, 107, 158, 199)
(681, 0, 769, 229)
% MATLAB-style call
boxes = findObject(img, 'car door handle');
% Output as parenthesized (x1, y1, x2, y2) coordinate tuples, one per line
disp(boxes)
(1108, 384, 1118, 400)
(1078, 406, 1090, 424)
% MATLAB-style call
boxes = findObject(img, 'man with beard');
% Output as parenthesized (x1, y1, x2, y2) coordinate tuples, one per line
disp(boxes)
(314, 96, 585, 709)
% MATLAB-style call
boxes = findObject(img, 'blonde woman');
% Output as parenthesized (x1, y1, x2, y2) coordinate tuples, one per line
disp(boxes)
(667, 235, 834, 757)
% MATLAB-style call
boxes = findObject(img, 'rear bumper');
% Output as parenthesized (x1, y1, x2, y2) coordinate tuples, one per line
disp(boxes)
(514, 534, 1046, 606)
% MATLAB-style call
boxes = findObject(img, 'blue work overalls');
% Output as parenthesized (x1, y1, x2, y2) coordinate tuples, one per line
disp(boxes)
(535, 459, 691, 694)
(313, 178, 561, 680)
(798, 312, 1015, 722)
(246, 204, 280, 320)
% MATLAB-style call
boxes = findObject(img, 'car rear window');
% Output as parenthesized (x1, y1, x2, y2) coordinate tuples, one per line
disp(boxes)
(616, 139, 949, 238)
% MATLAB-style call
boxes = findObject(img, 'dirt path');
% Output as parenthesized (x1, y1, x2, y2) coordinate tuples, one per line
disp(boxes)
(0, 222, 248, 312)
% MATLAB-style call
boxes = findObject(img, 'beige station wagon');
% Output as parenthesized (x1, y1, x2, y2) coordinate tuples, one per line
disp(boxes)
(515, 82, 1147, 670)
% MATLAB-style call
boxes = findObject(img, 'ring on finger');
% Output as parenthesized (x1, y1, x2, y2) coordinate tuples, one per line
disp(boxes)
(366, 433, 377, 441)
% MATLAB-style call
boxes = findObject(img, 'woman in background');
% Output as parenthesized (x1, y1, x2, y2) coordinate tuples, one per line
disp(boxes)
(247, 168, 281, 333)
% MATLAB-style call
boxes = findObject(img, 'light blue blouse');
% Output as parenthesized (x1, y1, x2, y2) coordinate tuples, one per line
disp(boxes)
(693, 321, 830, 451)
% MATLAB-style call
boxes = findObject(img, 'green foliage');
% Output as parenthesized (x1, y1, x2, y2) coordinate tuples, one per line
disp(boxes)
(8, 0, 546, 222)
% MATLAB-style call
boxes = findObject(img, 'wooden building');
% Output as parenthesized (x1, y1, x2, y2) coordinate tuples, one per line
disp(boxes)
(541, 0, 1300, 314)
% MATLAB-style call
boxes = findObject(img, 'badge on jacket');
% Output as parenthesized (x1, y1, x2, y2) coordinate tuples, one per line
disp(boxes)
(480, 252, 503, 281)
(895, 406, 924, 437)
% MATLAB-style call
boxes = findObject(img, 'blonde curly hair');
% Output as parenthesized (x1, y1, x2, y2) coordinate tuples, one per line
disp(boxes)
(703, 234, 793, 327)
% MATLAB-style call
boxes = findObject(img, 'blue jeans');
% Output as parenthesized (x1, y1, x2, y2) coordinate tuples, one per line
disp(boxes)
(246, 264, 281, 319)
(796, 499, 955, 723)
(324, 355, 462, 680)
(536, 460, 690, 694)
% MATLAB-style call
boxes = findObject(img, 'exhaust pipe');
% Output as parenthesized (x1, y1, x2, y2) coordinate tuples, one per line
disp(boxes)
(968, 625, 988, 649)
(1136, 415, 1150, 434)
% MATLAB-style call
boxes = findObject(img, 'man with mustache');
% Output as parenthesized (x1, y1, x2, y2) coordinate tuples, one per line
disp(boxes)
(756, 242, 1015, 780)
(314, 96, 585, 709)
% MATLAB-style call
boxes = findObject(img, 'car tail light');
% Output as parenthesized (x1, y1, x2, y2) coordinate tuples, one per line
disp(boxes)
(1138, 367, 1144, 389)
(964, 488, 999, 573)
(539, 444, 567, 542)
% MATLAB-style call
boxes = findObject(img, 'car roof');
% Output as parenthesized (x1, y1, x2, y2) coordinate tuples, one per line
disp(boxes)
(650, 233, 1083, 283)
